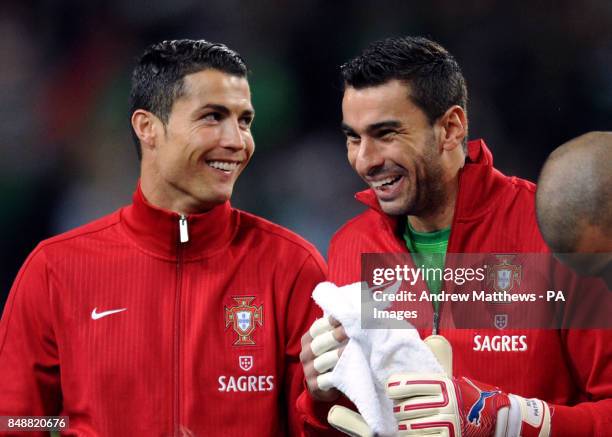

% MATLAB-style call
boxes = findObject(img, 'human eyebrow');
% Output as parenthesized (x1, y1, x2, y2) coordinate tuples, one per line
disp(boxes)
(341, 122, 359, 137)
(240, 108, 255, 120)
(366, 120, 402, 136)
(198, 104, 231, 116)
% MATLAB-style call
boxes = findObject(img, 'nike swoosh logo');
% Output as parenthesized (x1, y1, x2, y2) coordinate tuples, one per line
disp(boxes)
(91, 307, 127, 320)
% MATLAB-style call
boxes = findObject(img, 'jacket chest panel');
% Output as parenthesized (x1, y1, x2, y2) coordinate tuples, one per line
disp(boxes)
(51, 254, 282, 396)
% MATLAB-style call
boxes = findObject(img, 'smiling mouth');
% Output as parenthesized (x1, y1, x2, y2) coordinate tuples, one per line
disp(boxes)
(206, 160, 240, 173)
(370, 175, 402, 190)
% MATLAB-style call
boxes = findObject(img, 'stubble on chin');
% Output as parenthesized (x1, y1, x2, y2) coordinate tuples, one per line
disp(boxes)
(384, 143, 447, 218)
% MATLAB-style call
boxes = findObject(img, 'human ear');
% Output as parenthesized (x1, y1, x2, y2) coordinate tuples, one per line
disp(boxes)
(131, 110, 160, 154)
(438, 106, 467, 151)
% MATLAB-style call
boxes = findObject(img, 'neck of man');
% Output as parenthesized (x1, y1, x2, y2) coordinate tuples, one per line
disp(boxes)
(408, 170, 460, 233)
(140, 169, 213, 216)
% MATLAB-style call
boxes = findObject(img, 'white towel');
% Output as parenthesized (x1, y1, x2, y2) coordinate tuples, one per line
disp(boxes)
(312, 281, 442, 437)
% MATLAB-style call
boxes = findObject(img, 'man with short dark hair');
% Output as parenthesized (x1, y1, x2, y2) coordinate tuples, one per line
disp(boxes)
(0, 39, 326, 436)
(536, 131, 612, 288)
(299, 37, 612, 436)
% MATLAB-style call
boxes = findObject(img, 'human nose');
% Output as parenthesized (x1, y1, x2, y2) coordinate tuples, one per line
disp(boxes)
(219, 118, 245, 150)
(354, 137, 384, 176)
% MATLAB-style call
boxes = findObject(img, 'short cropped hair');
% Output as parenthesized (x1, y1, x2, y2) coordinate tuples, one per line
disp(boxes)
(129, 39, 247, 160)
(341, 36, 467, 128)
(536, 131, 612, 253)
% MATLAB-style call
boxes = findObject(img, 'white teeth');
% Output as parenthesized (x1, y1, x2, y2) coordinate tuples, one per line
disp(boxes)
(371, 176, 401, 188)
(207, 161, 239, 172)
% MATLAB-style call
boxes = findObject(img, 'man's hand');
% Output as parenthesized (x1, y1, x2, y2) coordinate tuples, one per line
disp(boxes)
(386, 373, 551, 437)
(300, 316, 348, 402)
(301, 316, 372, 436)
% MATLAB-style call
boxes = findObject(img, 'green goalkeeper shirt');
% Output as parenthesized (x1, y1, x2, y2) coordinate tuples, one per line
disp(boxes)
(403, 220, 450, 313)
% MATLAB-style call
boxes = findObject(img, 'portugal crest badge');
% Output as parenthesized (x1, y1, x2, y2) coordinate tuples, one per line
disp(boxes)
(225, 296, 263, 346)
(494, 314, 508, 330)
(239, 356, 253, 371)
(487, 255, 521, 293)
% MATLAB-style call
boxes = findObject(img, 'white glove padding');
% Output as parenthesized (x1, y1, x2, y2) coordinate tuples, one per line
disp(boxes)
(308, 317, 344, 391)
(311, 331, 342, 357)
(327, 334, 452, 437)
(423, 334, 452, 376)
(506, 395, 551, 437)
(328, 405, 375, 437)
(310, 316, 334, 337)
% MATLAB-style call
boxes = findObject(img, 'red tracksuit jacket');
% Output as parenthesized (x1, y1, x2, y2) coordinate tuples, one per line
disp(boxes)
(302, 139, 612, 436)
(0, 183, 327, 436)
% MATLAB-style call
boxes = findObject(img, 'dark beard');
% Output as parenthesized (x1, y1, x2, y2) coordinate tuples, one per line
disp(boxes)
(404, 134, 447, 218)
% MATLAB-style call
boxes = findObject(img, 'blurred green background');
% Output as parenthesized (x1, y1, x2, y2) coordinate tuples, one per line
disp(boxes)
(1, 0, 611, 311)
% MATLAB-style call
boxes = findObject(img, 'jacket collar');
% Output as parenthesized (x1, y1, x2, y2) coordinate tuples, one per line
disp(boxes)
(121, 181, 236, 260)
(355, 139, 498, 222)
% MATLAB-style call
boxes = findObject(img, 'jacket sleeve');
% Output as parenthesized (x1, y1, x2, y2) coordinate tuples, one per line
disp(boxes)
(545, 328, 612, 436)
(327, 234, 362, 287)
(546, 271, 612, 436)
(282, 252, 342, 436)
(296, 386, 357, 437)
(0, 247, 61, 436)
(290, 249, 355, 436)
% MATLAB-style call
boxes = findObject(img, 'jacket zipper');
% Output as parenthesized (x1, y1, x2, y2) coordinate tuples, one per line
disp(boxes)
(174, 214, 188, 435)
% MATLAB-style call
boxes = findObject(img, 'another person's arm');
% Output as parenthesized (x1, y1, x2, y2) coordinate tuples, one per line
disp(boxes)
(296, 314, 351, 436)
(281, 253, 335, 435)
(0, 247, 61, 436)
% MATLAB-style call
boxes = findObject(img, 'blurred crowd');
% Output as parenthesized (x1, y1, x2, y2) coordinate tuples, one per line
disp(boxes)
(1, 0, 611, 308)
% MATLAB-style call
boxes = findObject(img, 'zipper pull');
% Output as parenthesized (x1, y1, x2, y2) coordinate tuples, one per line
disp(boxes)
(179, 214, 189, 243)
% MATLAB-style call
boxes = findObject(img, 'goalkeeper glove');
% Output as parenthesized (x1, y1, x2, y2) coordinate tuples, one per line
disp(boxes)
(329, 335, 551, 437)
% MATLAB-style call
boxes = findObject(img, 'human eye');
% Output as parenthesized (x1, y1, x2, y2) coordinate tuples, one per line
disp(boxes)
(239, 114, 254, 129)
(345, 133, 360, 147)
(201, 112, 222, 123)
(378, 129, 396, 141)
